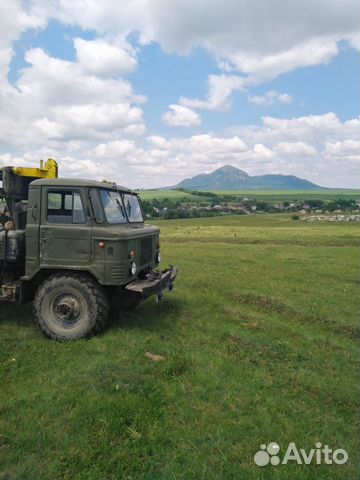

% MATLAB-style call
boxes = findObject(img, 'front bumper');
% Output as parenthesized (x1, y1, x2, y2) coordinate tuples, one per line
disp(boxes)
(125, 266, 178, 297)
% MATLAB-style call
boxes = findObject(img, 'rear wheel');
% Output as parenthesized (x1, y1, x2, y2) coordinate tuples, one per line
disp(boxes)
(33, 273, 109, 341)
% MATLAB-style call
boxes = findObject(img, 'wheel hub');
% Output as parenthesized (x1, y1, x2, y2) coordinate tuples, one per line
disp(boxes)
(53, 295, 81, 323)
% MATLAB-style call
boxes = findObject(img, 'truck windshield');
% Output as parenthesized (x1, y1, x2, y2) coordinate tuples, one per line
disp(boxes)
(123, 193, 143, 222)
(100, 190, 127, 224)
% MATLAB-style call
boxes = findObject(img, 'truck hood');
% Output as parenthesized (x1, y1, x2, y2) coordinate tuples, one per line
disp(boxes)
(92, 223, 160, 241)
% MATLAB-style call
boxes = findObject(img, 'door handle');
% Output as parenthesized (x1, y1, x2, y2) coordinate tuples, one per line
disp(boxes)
(31, 204, 38, 219)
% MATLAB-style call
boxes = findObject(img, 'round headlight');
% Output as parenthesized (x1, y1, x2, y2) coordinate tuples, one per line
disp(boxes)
(156, 251, 161, 264)
(130, 262, 137, 276)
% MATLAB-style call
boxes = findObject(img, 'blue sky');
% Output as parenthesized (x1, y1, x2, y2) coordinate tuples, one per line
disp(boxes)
(133, 42, 360, 133)
(0, 1, 359, 188)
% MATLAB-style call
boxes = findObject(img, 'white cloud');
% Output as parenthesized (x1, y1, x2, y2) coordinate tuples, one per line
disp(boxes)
(162, 104, 201, 127)
(156, 1, 357, 80)
(31, 0, 357, 80)
(74, 38, 137, 77)
(259, 112, 347, 141)
(0, 0, 45, 85)
(94, 140, 136, 158)
(22, 1, 356, 128)
(180, 74, 246, 111)
(348, 32, 360, 50)
(147, 136, 171, 149)
(107, 115, 359, 187)
(54, 103, 143, 132)
(224, 38, 339, 81)
(274, 142, 317, 156)
(0, 46, 146, 147)
(248, 90, 293, 107)
(278, 94, 292, 104)
(0, 112, 359, 188)
(1, 1, 359, 94)
(20, 48, 144, 106)
(228, 113, 360, 150)
(0, 1, 358, 190)
(324, 140, 360, 160)
(31, 0, 151, 41)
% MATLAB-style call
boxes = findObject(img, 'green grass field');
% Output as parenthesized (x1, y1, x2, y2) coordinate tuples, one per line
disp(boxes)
(1, 214, 359, 479)
(138, 188, 360, 202)
(137, 190, 207, 202)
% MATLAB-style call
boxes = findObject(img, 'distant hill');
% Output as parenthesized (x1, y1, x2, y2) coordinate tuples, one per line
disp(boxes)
(172, 165, 325, 190)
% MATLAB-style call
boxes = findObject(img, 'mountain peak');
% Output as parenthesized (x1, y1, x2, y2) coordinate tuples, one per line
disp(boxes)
(215, 164, 244, 172)
(213, 164, 249, 176)
(173, 164, 323, 190)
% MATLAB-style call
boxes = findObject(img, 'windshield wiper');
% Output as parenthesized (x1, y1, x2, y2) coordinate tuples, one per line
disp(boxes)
(115, 198, 125, 218)
(126, 200, 132, 217)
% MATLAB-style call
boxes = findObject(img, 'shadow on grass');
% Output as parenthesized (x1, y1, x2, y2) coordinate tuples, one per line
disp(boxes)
(0, 302, 33, 327)
(108, 297, 183, 333)
(0, 296, 183, 337)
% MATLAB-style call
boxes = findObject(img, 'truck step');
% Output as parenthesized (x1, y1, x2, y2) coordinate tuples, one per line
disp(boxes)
(0, 283, 18, 302)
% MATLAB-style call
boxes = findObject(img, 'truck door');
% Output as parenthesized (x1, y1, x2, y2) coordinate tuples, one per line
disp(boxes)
(39, 187, 91, 267)
(25, 185, 41, 278)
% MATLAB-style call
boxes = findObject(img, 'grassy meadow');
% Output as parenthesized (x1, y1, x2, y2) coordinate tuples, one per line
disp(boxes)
(1, 214, 359, 479)
(138, 188, 360, 202)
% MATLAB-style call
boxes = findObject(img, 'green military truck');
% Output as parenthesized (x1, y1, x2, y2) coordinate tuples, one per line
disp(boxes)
(0, 159, 177, 340)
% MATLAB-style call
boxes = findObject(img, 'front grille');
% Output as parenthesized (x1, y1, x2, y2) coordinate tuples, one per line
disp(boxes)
(140, 236, 153, 265)
(111, 266, 126, 282)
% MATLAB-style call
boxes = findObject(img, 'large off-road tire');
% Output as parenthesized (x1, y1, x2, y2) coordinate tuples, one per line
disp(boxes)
(33, 273, 109, 341)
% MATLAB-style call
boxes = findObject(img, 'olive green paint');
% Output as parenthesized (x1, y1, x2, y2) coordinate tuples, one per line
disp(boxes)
(24, 181, 160, 287)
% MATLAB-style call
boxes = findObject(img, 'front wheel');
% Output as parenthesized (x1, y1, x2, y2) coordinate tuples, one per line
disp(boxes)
(33, 273, 109, 341)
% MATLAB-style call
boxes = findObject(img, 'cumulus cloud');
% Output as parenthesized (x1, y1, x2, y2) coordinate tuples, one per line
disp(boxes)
(274, 142, 317, 156)
(259, 112, 353, 141)
(0, 1, 358, 189)
(0, 45, 146, 147)
(324, 140, 360, 161)
(225, 38, 340, 81)
(140, 114, 359, 187)
(74, 38, 138, 77)
(248, 91, 293, 107)
(94, 140, 136, 158)
(158, 1, 356, 81)
(2, 112, 358, 188)
(21, 0, 358, 97)
(0, 0, 45, 84)
(180, 74, 246, 111)
(0, 1, 146, 150)
(20, 47, 144, 106)
(162, 104, 201, 127)
(34, 0, 358, 78)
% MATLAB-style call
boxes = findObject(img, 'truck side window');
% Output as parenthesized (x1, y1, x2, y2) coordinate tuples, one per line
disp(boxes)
(47, 191, 85, 224)
(48, 192, 62, 209)
(72, 193, 86, 224)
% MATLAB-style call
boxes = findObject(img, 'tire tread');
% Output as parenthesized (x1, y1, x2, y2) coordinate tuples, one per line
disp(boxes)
(33, 272, 109, 341)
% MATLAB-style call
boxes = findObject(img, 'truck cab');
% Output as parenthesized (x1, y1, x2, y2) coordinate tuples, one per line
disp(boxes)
(0, 161, 177, 340)
(25, 178, 162, 286)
